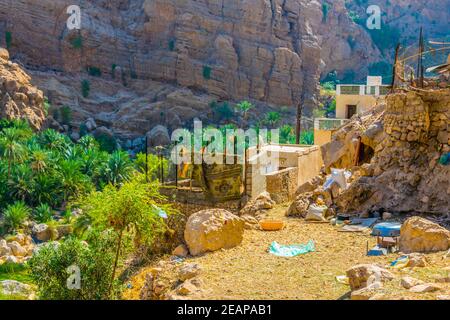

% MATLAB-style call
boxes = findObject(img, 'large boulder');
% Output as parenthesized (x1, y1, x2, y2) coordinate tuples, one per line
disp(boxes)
(346, 264, 394, 291)
(0, 280, 34, 299)
(240, 192, 275, 219)
(32, 223, 53, 242)
(0, 240, 12, 257)
(184, 209, 244, 256)
(8, 241, 27, 257)
(147, 125, 171, 147)
(399, 217, 450, 253)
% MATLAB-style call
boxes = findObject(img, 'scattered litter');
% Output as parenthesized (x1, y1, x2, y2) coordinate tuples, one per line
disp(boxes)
(324, 168, 352, 190)
(339, 225, 368, 233)
(305, 205, 328, 222)
(390, 256, 409, 269)
(367, 245, 388, 256)
(269, 240, 315, 257)
(351, 218, 378, 228)
(439, 153, 450, 165)
(170, 256, 185, 263)
(335, 275, 349, 285)
(153, 205, 168, 219)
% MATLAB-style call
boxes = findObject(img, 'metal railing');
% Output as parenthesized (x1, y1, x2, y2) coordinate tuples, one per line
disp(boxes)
(314, 118, 350, 131)
(337, 84, 390, 96)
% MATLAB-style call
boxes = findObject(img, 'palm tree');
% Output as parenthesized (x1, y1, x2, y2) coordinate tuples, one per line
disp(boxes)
(78, 135, 99, 151)
(32, 173, 60, 207)
(58, 159, 92, 202)
(102, 151, 134, 186)
(0, 128, 27, 178)
(266, 111, 281, 128)
(236, 101, 254, 120)
(29, 149, 50, 173)
(8, 164, 34, 203)
(39, 129, 71, 152)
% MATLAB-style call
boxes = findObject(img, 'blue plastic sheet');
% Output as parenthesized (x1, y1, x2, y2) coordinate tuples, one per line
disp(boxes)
(269, 240, 315, 257)
(439, 153, 450, 165)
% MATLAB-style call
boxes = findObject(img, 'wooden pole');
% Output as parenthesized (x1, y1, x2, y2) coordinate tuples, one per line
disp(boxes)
(145, 135, 148, 183)
(417, 27, 424, 88)
(295, 100, 303, 145)
(391, 44, 400, 93)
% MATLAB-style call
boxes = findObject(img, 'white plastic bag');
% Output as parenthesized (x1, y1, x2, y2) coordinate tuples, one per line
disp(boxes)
(305, 204, 328, 222)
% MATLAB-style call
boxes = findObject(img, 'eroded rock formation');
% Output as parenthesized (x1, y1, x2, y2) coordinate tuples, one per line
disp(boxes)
(0, 48, 45, 129)
(0, 0, 383, 138)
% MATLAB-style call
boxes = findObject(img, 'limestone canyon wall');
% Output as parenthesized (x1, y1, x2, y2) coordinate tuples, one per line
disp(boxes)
(0, 0, 447, 138)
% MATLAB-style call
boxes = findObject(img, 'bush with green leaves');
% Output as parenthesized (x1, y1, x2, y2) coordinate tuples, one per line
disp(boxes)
(81, 80, 90, 98)
(5, 31, 12, 49)
(86, 66, 102, 77)
(70, 35, 83, 49)
(211, 102, 234, 122)
(60, 106, 72, 125)
(203, 65, 212, 80)
(29, 230, 121, 300)
(33, 203, 53, 224)
(135, 152, 168, 181)
(74, 175, 174, 297)
(3, 201, 31, 232)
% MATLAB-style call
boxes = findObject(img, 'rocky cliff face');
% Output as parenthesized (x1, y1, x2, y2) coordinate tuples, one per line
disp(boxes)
(0, 48, 45, 129)
(0, 0, 447, 139)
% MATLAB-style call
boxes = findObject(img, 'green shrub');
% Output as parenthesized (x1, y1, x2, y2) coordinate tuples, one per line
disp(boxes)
(95, 134, 117, 153)
(60, 106, 72, 125)
(5, 31, 12, 49)
(212, 102, 234, 121)
(81, 80, 90, 98)
(321, 81, 336, 92)
(79, 124, 88, 137)
(70, 35, 83, 49)
(168, 39, 175, 51)
(202, 65, 212, 80)
(111, 64, 117, 79)
(33, 203, 53, 223)
(322, 3, 330, 23)
(3, 201, 31, 232)
(86, 66, 102, 77)
(29, 231, 121, 300)
(300, 130, 314, 145)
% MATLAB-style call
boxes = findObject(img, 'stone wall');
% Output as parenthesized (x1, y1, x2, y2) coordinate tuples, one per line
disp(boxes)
(266, 167, 298, 203)
(336, 89, 450, 215)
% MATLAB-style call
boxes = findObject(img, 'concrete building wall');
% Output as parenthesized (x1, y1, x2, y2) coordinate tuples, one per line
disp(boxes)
(336, 95, 380, 119)
(314, 129, 333, 146)
(246, 145, 323, 201)
(296, 146, 323, 186)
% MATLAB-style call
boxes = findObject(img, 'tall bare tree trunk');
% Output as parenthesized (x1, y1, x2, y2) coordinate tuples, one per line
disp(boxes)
(108, 228, 124, 299)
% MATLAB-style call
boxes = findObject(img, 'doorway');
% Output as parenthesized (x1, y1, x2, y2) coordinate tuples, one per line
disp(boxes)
(346, 105, 357, 119)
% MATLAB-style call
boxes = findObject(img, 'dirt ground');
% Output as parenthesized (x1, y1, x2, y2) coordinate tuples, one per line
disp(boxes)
(124, 204, 450, 300)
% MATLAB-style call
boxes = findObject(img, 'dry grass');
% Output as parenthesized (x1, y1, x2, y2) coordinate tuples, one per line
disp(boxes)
(124, 204, 450, 300)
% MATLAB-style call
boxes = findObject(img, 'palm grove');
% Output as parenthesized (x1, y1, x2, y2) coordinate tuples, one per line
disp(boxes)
(0, 118, 177, 299)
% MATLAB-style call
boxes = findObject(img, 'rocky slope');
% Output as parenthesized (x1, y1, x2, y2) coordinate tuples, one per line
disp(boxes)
(321, 89, 450, 215)
(0, 48, 45, 129)
(0, 0, 447, 139)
